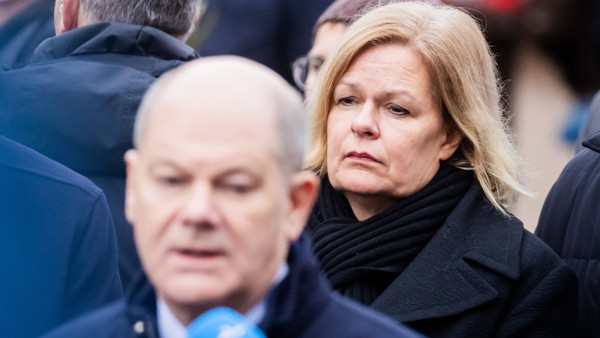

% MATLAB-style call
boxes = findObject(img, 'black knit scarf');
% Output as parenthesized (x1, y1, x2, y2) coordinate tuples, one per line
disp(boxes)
(307, 163, 474, 305)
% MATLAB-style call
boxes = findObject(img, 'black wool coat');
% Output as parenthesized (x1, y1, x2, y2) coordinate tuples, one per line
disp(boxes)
(536, 130, 600, 338)
(369, 183, 578, 337)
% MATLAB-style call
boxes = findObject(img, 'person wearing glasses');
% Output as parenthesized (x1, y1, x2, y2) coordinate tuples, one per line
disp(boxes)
(292, 0, 437, 95)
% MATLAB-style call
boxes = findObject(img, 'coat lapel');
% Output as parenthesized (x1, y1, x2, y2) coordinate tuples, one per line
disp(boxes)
(372, 183, 523, 323)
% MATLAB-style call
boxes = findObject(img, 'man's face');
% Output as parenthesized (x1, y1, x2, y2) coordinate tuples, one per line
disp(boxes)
(305, 22, 347, 95)
(125, 98, 297, 324)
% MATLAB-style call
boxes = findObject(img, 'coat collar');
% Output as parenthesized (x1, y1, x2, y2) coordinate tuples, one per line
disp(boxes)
(32, 22, 198, 63)
(583, 130, 600, 153)
(122, 238, 332, 337)
(371, 182, 523, 322)
(259, 236, 332, 335)
(124, 270, 160, 338)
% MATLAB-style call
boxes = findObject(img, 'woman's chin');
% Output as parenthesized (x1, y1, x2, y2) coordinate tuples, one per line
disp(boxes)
(331, 172, 389, 196)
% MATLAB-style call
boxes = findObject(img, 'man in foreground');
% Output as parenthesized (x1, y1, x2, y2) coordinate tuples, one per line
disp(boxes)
(44, 56, 420, 337)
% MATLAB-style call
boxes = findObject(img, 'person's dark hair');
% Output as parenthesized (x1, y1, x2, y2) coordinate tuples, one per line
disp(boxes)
(312, 0, 439, 39)
(81, 0, 202, 37)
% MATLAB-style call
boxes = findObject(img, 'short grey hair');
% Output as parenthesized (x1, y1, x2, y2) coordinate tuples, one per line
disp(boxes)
(134, 56, 308, 174)
(81, 0, 202, 37)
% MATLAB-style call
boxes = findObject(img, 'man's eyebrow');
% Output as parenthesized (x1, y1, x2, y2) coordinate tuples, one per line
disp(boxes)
(216, 166, 262, 179)
(147, 159, 184, 170)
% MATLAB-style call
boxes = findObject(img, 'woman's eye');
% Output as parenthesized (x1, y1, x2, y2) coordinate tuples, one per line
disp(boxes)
(337, 96, 356, 106)
(389, 104, 409, 116)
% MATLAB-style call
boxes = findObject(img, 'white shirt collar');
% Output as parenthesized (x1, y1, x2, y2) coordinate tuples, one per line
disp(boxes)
(157, 264, 289, 338)
(157, 298, 187, 338)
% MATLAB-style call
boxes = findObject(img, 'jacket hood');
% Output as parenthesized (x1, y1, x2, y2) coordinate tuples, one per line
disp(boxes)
(34, 22, 198, 63)
(583, 130, 600, 153)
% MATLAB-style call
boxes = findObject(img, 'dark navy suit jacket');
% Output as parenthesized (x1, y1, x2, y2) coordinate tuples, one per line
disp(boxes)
(0, 135, 122, 338)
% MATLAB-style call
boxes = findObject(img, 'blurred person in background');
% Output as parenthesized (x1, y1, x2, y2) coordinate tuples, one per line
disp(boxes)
(0, 0, 54, 69)
(191, 0, 332, 84)
(304, 2, 577, 336)
(578, 91, 600, 146)
(0, 0, 201, 288)
(536, 97, 600, 337)
(0, 135, 121, 337)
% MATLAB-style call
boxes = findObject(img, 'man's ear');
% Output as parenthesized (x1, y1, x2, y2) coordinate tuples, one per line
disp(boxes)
(284, 171, 320, 242)
(124, 149, 140, 226)
(59, 0, 80, 33)
(439, 123, 463, 161)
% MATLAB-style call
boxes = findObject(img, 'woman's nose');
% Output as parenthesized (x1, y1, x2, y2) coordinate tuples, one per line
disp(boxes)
(350, 102, 380, 138)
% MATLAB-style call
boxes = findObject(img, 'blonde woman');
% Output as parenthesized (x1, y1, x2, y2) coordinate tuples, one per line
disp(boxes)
(305, 2, 577, 336)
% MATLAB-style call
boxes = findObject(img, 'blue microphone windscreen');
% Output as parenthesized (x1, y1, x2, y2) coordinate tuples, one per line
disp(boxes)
(187, 307, 266, 338)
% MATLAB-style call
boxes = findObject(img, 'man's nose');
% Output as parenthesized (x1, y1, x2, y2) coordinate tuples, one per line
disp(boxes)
(181, 183, 221, 228)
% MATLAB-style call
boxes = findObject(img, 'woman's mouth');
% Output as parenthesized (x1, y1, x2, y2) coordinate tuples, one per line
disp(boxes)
(346, 151, 380, 163)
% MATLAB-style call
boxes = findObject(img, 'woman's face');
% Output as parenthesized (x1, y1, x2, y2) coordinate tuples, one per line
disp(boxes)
(326, 43, 461, 219)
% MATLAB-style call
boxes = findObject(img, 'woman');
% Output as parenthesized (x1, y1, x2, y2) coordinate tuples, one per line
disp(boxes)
(305, 2, 577, 337)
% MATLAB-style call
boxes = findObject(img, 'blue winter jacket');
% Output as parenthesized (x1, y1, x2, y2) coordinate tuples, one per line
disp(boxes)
(0, 22, 198, 287)
(0, 135, 122, 338)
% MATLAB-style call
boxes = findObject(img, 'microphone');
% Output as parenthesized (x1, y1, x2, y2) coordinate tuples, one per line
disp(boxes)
(187, 307, 266, 338)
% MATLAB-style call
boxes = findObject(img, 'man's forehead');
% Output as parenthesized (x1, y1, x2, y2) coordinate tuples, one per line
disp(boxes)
(150, 90, 276, 135)
(134, 56, 303, 165)
(150, 64, 279, 124)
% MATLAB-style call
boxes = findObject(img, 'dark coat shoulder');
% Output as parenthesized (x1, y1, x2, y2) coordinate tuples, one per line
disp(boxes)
(372, 183, 578, 337)
(536, 131, 600, 337)
(0, 136, 122, 338)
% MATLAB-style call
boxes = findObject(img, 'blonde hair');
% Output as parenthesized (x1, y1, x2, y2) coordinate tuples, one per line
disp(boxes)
(305, 1, 528, 212)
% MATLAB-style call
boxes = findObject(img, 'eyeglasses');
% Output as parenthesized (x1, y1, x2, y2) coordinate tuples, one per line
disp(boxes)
(291, 55, 325, 91)
(292, 56, 309, 90)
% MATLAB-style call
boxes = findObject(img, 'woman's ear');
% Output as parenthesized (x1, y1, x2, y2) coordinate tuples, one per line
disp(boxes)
(439, 123, 463, 161)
